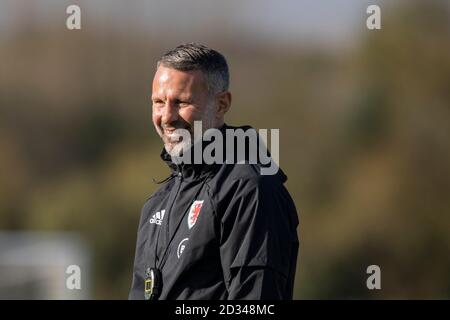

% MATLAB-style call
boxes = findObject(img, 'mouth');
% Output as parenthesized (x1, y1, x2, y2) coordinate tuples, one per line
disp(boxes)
(162, 126, 190, 135)
(162, 128, 185, 145)
(163, 128, 176, 135)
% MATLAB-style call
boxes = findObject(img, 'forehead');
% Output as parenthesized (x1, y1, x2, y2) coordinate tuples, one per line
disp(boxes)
(152, 66, 208, 97)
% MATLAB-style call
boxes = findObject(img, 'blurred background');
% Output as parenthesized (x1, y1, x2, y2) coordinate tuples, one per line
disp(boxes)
(0, 0, 449, 299)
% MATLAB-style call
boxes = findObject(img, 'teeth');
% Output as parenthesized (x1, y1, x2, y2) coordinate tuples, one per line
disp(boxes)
(167, 133, 182, 142)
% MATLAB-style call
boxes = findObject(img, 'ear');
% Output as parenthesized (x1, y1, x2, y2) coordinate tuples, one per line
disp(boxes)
(215, 91, 232, 117)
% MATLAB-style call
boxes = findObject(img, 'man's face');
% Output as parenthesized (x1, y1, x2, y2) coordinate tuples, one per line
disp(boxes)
(151, 66, 217, 156)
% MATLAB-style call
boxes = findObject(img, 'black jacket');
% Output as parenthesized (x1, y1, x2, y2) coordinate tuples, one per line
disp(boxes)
(129, 124, 299, 300)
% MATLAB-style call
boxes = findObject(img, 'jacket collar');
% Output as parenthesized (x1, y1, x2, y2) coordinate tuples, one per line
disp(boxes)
(159, 123, 288, 183)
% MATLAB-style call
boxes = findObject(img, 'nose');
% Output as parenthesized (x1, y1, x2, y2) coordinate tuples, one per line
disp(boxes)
(161, 101, 179, 124)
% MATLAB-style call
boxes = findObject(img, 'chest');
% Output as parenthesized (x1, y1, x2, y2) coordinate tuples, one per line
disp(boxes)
(139, 178, 219, 271)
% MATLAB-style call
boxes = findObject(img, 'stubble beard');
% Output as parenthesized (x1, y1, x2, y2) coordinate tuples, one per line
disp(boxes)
(159, 105, 216, 159)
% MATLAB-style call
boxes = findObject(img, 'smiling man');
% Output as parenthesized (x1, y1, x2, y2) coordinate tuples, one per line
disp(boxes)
(129, 43, 299, 300)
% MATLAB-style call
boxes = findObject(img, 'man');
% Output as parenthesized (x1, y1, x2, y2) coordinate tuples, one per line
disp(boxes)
(129, 43, 299, 300)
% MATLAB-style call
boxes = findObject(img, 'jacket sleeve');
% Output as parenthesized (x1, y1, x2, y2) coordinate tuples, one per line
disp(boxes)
(217, 176, 299, 300)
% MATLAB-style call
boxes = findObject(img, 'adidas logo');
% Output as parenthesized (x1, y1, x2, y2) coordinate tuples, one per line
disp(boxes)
(149, 210, 165, 225)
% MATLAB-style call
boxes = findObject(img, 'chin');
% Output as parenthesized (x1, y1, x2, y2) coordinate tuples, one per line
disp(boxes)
(166, 141, 191, 158)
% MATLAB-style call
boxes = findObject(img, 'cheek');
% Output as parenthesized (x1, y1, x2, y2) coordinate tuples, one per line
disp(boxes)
(152, 109, 161, 126)
(179, 106, 200, 123)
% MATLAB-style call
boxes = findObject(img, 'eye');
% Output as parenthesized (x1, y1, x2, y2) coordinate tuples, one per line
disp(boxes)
(177, 99, 192, 107)
(152, 99, 164, 107)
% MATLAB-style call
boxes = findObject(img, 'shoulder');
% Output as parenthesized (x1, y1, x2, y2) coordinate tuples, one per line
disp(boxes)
(206, 162, 286, 208)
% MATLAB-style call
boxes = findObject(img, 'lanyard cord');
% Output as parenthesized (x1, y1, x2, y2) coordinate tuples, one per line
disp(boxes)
(153, 224, 162, 268)
(152, 173, 181, 269)
(149, 172, 212, 271)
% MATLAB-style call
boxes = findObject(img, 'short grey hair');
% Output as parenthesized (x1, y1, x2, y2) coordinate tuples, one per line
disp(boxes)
(157, 43, 230, 94)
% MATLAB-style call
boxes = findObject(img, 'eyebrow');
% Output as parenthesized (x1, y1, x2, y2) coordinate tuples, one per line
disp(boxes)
(151, 96, 195, 104)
